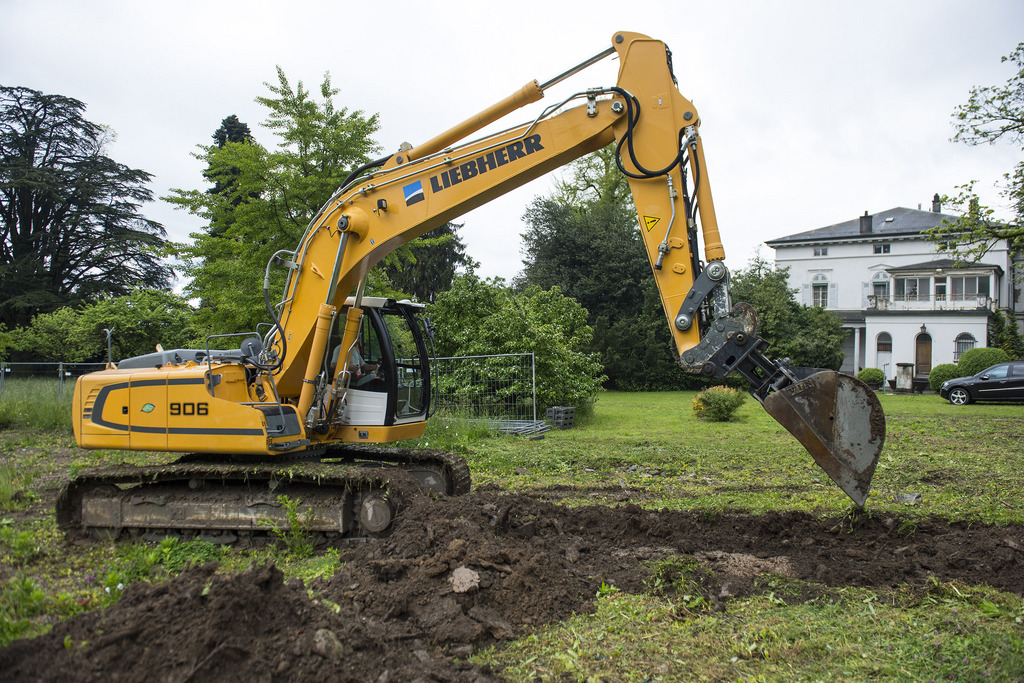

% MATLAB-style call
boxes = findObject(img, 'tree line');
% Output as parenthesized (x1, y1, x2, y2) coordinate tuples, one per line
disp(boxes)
(3, 44, 1022, 406)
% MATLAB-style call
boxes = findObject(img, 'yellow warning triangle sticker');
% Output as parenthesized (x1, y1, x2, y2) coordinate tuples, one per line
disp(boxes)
(643, 215, 660, 232)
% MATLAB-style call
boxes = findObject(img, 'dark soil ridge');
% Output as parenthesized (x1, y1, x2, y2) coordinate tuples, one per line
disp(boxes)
(2, 491, 1022, 682)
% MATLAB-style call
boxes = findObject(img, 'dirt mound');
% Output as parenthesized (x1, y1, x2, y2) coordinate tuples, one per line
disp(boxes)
(0, 560, 495, 682)
(322, 492, 1024, 651)
(3, 491, 1022, 681)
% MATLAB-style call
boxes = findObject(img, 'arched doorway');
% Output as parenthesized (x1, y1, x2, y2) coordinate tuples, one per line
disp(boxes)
(876, 332, 892, 379)
(915, 332, 932, 377)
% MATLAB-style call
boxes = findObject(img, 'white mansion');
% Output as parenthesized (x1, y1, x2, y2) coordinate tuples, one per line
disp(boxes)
(765, 196, 1023, 382)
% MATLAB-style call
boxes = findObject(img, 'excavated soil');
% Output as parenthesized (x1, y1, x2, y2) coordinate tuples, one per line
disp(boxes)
(2, 491, 1023, 681)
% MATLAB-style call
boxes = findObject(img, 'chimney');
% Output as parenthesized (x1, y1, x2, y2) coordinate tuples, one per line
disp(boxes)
(932, 193, 942, 213)
(859, 210, 873, 234)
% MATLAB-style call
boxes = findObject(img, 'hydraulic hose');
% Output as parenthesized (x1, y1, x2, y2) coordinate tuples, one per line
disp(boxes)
(339, 155, 391, 193)
(608, 87, 687, 180)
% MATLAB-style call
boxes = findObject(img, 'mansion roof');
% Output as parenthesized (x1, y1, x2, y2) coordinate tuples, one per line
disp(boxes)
(766, 207, 954, 246)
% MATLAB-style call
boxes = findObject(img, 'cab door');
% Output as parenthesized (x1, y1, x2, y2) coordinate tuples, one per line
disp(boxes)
(339, 302, 431, 427)
(378, 302, 431, 424)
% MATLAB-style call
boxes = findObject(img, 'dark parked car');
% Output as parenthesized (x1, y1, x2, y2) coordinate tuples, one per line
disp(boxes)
(939, 361, 1024, 405)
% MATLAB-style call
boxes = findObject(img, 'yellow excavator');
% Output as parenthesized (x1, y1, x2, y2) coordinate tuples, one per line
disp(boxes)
(59, 32, 884, 542)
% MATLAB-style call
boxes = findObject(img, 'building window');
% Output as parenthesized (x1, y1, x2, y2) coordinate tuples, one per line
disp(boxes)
(895, 277, 929, 301)
(811, 273, 829, 308)
(871, 272, 890, 300)
(950, 275, 990, 301)
(874, 243, 891, 254)
(813, 247, 828, 256)
(812, 283, 828, 307)
(877, 332, 892, 353)
(954, 333, 976, 361)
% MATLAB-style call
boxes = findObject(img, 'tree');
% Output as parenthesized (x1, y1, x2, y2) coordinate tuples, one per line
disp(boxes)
(520, 145, 728, 390)
(730, 256, 846, 369)
(3, 306, 84, 362)
(429, 275, 605, 414)
(0, 86, 172, 328)
(3, 289, 198, 362)
(205, 115, 255, 238)
(212, 115, 252, 148)
(587, 280, 722, 391)
(166, 68, 381, 335)
(381, 222, 477, 303)
(550, 145, 631, 210)
(990, 309, 1024, 359)
(519, 196, 647, 320)
(519, 147, 703, 390)
(927, 43, 1024, 262)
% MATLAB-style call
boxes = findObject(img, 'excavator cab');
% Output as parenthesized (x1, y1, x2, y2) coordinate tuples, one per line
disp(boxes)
(329, 297, 431, 430)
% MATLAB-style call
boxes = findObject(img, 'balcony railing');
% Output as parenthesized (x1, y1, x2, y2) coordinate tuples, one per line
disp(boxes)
(867, 294, 993, 311)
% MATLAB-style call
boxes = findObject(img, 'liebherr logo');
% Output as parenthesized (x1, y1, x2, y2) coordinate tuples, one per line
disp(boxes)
(428, 134, 545, 195)
(403, 180, 425, 206)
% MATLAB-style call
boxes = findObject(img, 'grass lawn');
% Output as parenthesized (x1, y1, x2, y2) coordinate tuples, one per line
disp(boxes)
(450, 391, 1024, 525)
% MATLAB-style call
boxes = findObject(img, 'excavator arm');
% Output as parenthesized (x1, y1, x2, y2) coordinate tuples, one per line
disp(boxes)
(265, 31, 882, 504)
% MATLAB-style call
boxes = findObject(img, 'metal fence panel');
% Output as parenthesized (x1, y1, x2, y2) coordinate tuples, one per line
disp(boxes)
(1, 362, 109, 399)
(430, 353, 547, 435)
(2, 355, 548, 432)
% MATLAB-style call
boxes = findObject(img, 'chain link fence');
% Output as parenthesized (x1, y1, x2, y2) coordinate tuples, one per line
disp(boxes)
(430, 353, 547, 435)
(0, 362, 109, 399)
(2, 354, 548, 433)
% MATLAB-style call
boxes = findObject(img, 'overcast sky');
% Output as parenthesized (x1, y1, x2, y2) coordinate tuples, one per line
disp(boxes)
(2, 0, 1022, 285)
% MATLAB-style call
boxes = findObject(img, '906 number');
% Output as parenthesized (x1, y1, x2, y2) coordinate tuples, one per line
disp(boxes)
(170, 402, 208, 416)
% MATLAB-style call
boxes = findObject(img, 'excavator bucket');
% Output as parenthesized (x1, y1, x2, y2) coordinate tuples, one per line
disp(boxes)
(762, 371, 885, 507)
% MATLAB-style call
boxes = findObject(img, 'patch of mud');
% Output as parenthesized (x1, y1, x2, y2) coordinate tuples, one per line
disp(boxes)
(2, 492, 1022, 681)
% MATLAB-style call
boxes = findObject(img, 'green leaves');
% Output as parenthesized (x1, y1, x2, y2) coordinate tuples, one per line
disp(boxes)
(429, 275, 605, 414)
(2, 289, 199, 362)
(731, 256, 846, 369)
(0, 86, 172, 328)
(951, 43, 1024, 147)
(165, 68, 382, 335)
(931, 43, 1024, 259)
(956, 347, 1010, 376)
(520, 147, 702, 391)
(381, 222, 476, 303)
(691, 386, 746, 422)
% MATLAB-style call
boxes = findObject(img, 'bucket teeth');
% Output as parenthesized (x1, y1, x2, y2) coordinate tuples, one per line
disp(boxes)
(763, 371, 885, 507)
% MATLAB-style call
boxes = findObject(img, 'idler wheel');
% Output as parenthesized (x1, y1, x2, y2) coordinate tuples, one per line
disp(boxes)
(358, 491, 394, 534)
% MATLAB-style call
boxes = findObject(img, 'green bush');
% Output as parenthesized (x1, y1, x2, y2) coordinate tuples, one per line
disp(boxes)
(691, 386, 746, 422)
(957, 347, 1010, 377)
(856, 368, 884, 385)
(928, 363, 962, 392)
(429, 276, 606, 416)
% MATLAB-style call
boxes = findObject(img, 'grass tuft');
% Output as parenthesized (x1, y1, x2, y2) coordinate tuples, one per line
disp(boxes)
(0, 378, 73, 433)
